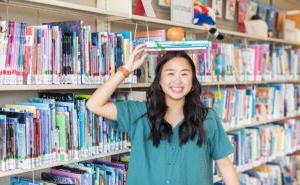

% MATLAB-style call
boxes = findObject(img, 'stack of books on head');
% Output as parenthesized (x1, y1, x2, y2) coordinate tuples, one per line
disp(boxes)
(201, 84, 300, 130)
(0, 91, 133, 173)
(144, 40, 211, 51)
(0, 20, 135, 85)
(10, 154, 130, 184)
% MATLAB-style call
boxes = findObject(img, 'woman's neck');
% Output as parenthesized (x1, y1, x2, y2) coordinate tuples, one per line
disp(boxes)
(165, 98, 185, 126)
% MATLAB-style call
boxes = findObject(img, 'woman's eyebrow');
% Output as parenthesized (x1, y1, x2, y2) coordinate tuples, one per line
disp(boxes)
(181, 69, 191, 72)
(164, 68, 191, 71)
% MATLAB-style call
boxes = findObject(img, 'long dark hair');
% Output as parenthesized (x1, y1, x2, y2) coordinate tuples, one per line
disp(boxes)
(146, 51, 208, 147)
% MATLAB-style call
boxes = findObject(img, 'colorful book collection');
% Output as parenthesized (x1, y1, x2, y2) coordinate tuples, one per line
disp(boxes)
(227, 119, 300, 166)
(239, 164, 283, 185)
(0, 92, 129, 172)
(2, 21, 299, 85)
(201, 84, 300, 130)
(236, 0, 283, 34)
(215, 152, 300, 185)
(237, 152, 300, 185)
(196, 43, 300, 83)
(10, 154, 129, 185)
(214, 120, 300, 184)
(0, 20, 135, 85)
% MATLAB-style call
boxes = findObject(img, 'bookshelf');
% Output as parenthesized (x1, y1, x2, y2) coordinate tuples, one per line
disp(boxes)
(1, 0, 299, 45)
(225, 114, 300, 132)
(0, 80, 299, 91)
(0, 148, 130, 178)
(0, 0, 300, 184)
(213, 145, 300, 183)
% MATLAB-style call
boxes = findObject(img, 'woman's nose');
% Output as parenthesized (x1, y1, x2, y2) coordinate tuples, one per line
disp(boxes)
(172, 74, 182, 83)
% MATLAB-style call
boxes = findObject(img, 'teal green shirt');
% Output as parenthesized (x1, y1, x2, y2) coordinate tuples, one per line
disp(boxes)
(114, 100, 233, 185)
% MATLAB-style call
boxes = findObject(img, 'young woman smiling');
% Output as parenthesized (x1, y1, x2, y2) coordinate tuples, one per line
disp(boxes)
(87, 44, 240, 185)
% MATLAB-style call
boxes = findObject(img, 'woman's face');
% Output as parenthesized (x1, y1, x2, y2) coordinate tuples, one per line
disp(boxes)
(159, 57, 193, 102)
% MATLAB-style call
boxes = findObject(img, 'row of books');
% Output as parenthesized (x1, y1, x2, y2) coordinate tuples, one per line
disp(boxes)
(0, 20, 135, 85)
(213, 120, 300, 182)
(238, 151, 300, 185)
(202, 84, 300, 129)
(0, 92, 129, 172)
(227, 120, 300, 166)
(211, 0, 282, 34)
(10, 154, 129, 185)
(1, 20, 299, 85)
(196, 43, 300, 82)
(215, 151, 300, 185)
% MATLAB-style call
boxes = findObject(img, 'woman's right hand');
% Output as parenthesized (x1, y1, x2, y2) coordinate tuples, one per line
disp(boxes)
(124, 44, 149, 73)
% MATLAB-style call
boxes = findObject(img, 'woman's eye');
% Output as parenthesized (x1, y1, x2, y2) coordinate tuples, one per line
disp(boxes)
(167, 73, 174, 76)
(181, 73, 188, 76)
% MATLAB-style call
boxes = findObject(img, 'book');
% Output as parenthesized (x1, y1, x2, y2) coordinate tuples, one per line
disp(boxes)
(225, 0, 236, 21)
(171, 0, 193, 24)
(246, 1, 258, 20)
(212, 0, 223, 18)
(237, 0, 247, 23)
(145, 40, 210, 51)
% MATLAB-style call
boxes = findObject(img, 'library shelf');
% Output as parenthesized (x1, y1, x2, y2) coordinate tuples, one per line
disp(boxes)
(213, 145, 300, 183)
(0, 83, 150, 91)
(0, 79, 299, 91)
(0, 148, 131, 178)
(200, 79, 300, 86)
(2, 1, 299, 46)
(225, 114, 300, 132)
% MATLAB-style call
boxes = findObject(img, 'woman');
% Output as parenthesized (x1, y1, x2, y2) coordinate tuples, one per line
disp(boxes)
(87, 44, 239, 185)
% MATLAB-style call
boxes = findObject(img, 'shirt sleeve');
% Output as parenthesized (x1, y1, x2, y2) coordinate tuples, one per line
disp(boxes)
(113, 100, 147, 138)
(206, 110, 234, 160)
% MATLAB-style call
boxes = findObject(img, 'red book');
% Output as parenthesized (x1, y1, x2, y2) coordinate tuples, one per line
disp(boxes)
(134, 0, 145, 16)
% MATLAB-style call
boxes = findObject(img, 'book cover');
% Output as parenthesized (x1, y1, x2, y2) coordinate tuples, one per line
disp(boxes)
(266, 6, 278, 31)
(212, 0, 223, 18)
(257, 3, 268, 21)
(171, 0, 193, 24)
(225, 0, 236, 21)
(276, 10, 285, 32)
(246, 1, 258, 20)
(238, 0, 247, 23)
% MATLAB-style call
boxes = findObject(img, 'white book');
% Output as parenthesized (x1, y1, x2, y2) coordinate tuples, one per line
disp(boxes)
(171, 0, 193, 24)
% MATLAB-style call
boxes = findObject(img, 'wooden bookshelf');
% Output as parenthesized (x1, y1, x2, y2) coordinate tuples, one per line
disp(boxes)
(213, 145, 300, 183)
(0, 148, 130, 178)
